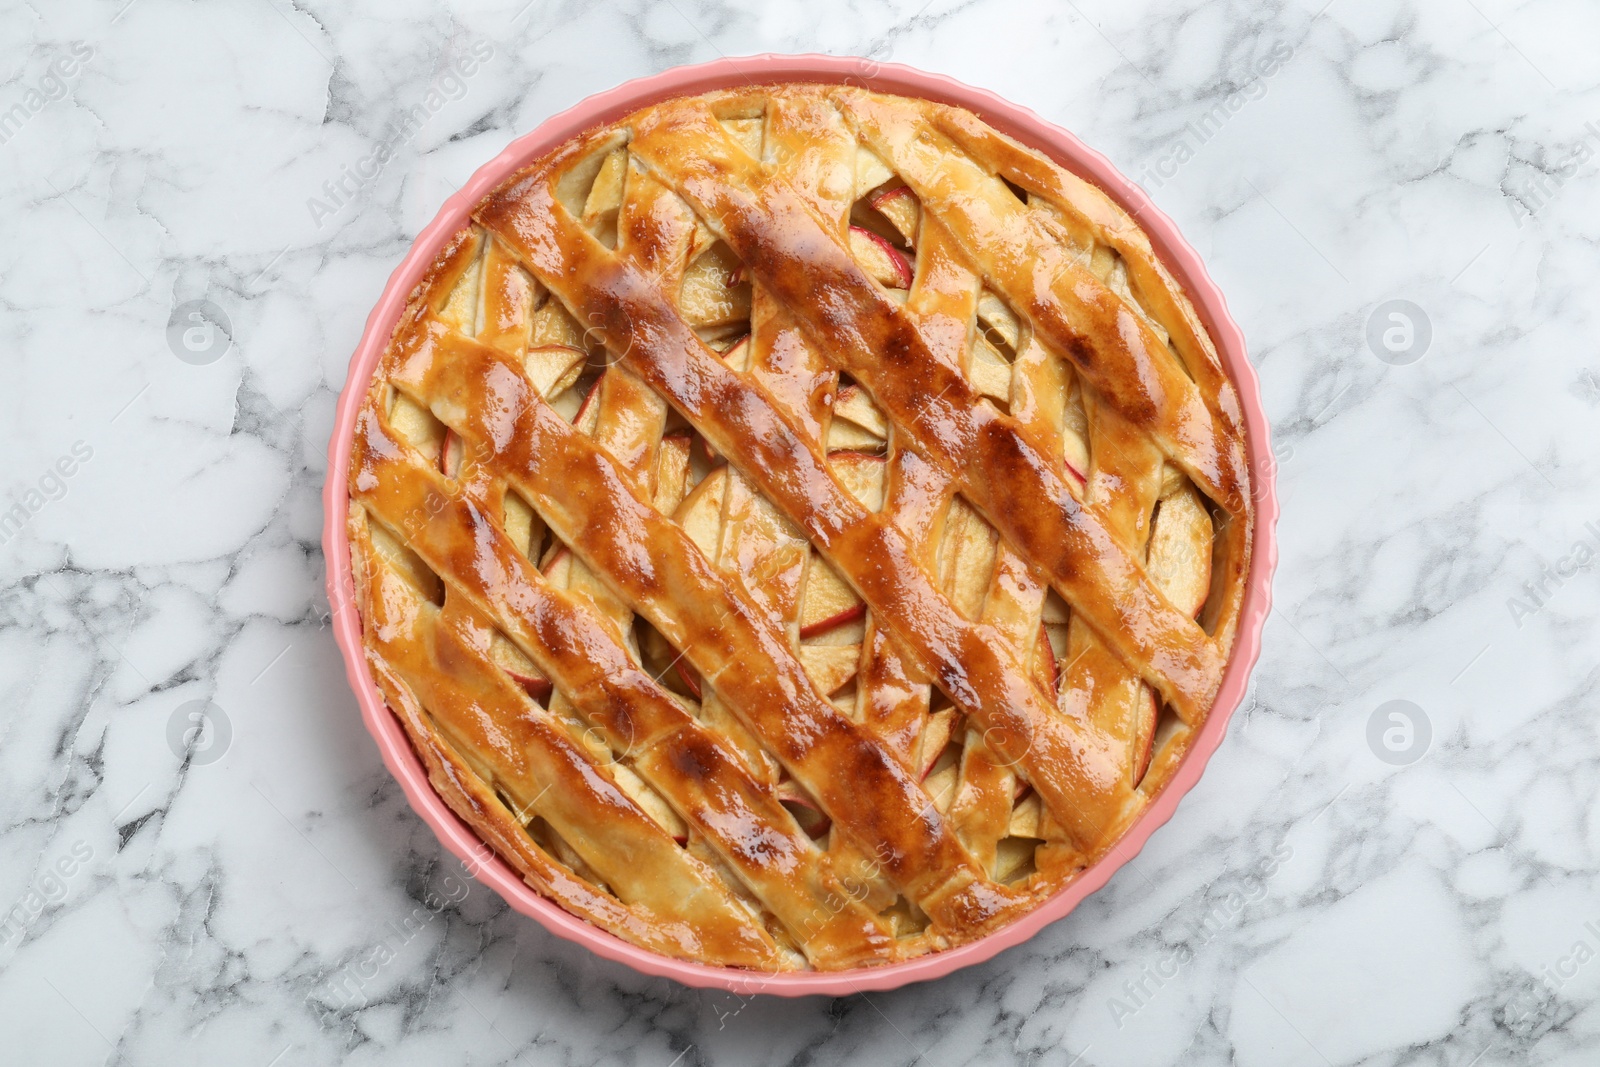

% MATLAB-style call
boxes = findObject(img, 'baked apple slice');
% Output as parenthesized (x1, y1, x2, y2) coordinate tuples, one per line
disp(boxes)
(848, 225, 913, 289)
(777, 777, 832, 838)
(719, 333, 751, 373)
(652, 433, 693, 515)
(798, 553, 865, 640)
(1061, 379, 1091, 487)
(917, 708, 960, 780)
(798, 644, 861, 698)
(501, 489, 543, 560)
(829, 450, 887, 511)
(1035, 621, 1059, 693)
(853, 147, 895, 198)
(869, 185, 920, 245)
(824, 420, 883, 452)
(528, 296, 587, 350)
(611, 761, 690, 846)
(799, 603, 865, 642)
(1006, 790, 1042, 838)
(386, 392, 444, 458)
(826, 378, 888, 452)
(571, 379, 602, 435)
(993, 836, 1037, 883)
(438, 427, 462, 478)
(833, 383, 887, 439)
(968, 333, 1014, 403)
(508, 672, 553, 705)
(938, 498, 998, 620)
(674, 658, 703, 701)
(1040, 589, 1069, 625)
(922, 744, 961, 812)
(579, 148, 627, 245)
(680, 242, 750, 328)
(541, 545, 573, 586)
(976, 290, 1021, 352)
(1133, 689, 1158, 786)
(1147, 480, 1213, 617)
(524, 343, 588, 399)
(673, 466, 729, 557)
(490, 631, 553, 706)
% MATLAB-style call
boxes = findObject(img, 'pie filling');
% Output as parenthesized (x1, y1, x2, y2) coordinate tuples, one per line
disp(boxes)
(347, 84, 1252, 971)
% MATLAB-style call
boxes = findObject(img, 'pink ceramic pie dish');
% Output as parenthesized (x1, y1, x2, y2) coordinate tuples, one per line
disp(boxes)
(322, 53, 1279, 996)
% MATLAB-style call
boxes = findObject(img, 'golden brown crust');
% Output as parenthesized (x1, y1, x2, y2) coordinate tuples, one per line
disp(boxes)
(347, 83, 1252, 970)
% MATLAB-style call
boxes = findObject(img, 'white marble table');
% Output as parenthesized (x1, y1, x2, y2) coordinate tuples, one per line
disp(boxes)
(3, 0, 1596, 1063)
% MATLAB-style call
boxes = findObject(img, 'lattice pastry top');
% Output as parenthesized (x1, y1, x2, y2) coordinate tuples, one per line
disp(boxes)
(347, 84, 1253, 971)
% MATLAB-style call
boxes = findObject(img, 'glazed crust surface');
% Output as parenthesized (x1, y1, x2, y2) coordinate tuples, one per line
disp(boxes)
(347, 83, 1252, 971)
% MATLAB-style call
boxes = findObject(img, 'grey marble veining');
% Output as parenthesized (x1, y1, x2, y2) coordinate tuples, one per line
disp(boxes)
(1, 0, 1597, 1063)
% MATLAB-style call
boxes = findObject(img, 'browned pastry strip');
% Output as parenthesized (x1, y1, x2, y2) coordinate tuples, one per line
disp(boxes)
(892, 118, 1252, 663)
(367, 650, 721, 961)
(727, 94, 939, 784)
(475, 160, 1138, 849)
(1060, 398, 1167, 805)
(926, 103, 1245, 447)
(350, 508, 784, 968)
(385, 320, 1032, 939)
(949, 246, 1078, 870)
(837, 89, 1251, 517)
(617, 102, 1226, 720)
(352, 413, 901, 968)
(745, 85, 856, 448)
(847, 220, 978, 767)
(855, 446, 947, 762)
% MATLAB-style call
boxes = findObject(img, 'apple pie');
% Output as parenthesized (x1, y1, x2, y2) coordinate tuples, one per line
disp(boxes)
(346, 83, 1253, 971)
